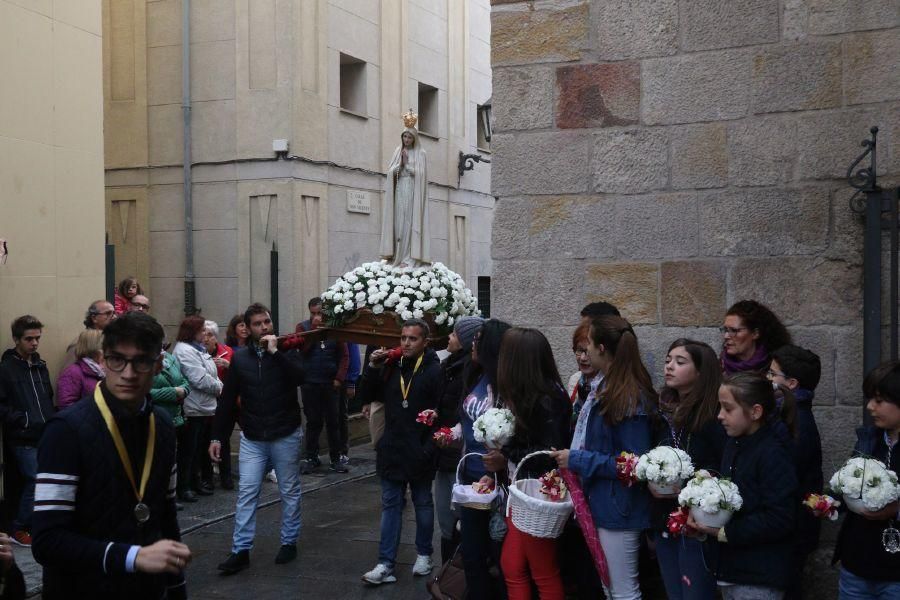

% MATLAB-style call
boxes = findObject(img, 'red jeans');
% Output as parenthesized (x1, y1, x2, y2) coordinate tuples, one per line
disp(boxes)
(501, 517, 564, 600)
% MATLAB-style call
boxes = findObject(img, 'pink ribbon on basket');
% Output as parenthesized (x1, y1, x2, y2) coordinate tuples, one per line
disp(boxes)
(559, 467, 610, 589)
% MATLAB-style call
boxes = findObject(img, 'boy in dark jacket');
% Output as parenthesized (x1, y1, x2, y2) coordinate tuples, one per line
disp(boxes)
(0, 315, 55, 546)
(768, 345, 823, 599)
(361, 319, 442, 586)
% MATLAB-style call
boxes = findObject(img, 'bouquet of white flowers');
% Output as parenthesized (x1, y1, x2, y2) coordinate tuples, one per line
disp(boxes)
(678, 469, 743, 529)
(635, 446, 695, 495)
(472, 408, 515, 449)
(320, 261, 480, 335)
(829, 456, 900, 514)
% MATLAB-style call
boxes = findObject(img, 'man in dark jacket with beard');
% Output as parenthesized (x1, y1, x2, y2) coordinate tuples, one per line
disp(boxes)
(0, 315, 55, 546)
(361, 319, 442, 586)
(209, 303, 304, 574)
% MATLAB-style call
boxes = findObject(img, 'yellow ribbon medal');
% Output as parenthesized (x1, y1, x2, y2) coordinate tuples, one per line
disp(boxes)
(94, 386, 156, 524)
(399, 354, 424, 409)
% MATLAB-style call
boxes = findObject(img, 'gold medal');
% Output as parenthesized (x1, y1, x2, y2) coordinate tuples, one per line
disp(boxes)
(94, 387, 156, 525)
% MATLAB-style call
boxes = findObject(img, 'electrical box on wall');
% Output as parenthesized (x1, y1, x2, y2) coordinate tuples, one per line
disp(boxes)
(273, 139, 289, 153)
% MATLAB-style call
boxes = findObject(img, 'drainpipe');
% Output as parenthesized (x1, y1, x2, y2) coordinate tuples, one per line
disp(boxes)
(182, 0, 196, 315)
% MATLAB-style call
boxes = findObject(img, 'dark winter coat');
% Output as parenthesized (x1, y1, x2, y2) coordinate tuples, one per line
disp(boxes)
(833, 425, 900, 582)
(296, 320, 348, 385)
(369, 349, 442, 482)
(503, 388, 572, 480)
(792, 388, 823, 556)
(213, 346, 304, 442)
(436, 350, 468, 472)
(706, 423, 798, 589)
(0, 349, 55, 445)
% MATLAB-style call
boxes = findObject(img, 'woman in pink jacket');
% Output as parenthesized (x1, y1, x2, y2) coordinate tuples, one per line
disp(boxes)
(55, 329, 104, 409)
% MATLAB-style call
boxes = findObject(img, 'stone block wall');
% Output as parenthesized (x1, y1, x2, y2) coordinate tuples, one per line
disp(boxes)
(490, 1, 900, 592)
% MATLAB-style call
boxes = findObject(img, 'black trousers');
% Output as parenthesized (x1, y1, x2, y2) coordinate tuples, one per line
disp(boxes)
(302, 383, 341, 462)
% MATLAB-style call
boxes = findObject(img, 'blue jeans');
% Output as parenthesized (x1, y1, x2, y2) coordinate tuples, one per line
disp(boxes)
(378, 477, 434, 569)
(12, 446, 37, 531)
(232, 428, 303, 552)
(656, 533, 716, 600)
(840, 568, 900, 599)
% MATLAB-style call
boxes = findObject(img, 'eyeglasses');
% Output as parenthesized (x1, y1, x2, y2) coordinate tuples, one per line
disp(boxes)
(573, 348, 589, 357)
(104, 354, 157, 374)
(131, 303, 150, 311)
(718, 326, 748, 336)
(766, 368, 788, 379)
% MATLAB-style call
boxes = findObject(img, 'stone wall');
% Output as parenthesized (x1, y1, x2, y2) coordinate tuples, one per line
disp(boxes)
(490, 1, 900, 593)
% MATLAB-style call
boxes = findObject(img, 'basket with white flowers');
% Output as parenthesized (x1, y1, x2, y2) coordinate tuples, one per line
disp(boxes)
(678, 469, 743, 529)
(320, 261, 480, 344)
(635, 446, 695, 495)
(829, 456, 900, 515)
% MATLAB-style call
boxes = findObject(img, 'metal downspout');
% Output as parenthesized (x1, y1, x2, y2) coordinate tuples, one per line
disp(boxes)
(182, 0, 196, 315)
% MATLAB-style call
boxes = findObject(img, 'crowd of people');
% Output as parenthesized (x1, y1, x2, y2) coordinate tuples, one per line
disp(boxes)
(0, 273, 897, 599)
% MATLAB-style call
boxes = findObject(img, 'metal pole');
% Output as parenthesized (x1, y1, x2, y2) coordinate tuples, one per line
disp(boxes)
(182, 0, 195, 315)
(891, 188, 899, 361)
(105, 233, 116, 303)
(863, 190, 883, 384)
(270, 243, 279, 334)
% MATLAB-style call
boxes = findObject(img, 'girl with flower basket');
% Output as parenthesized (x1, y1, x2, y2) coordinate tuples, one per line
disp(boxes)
(550, 316, 658, 600)
(832, 361, 900, 598)
(688, 373, 798, 599)
(491, 328, 572, 600)
(651, 339, 727, 600)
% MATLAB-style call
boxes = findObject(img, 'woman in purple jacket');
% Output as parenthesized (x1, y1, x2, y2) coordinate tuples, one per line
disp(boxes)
(55, 330, 104, 409)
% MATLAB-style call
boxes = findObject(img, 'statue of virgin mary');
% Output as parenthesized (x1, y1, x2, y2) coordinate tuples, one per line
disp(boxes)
(380, 109, 430, 267)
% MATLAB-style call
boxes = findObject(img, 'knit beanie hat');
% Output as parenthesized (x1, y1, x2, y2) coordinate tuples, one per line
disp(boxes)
(454, 316, 485, 354)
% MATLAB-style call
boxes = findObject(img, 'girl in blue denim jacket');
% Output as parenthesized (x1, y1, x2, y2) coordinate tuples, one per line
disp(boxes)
(551, 315, 658, 600)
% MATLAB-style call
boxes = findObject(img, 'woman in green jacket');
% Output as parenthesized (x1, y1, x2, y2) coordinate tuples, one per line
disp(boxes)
(151, 351, 189, 428)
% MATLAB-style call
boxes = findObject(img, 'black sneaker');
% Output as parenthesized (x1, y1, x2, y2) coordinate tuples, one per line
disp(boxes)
(329, 461, 349, 474)
(218, 550, 250, 575)
(274, 544, 297, 565)
(300, 458, 320, 474)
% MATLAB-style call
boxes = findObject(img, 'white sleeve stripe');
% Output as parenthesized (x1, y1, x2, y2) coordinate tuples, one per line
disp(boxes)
(35, 483, 77, 502)
(36, 473, 79, 482)
(102, 542, 113, 575)
(34, 504, 76, 512)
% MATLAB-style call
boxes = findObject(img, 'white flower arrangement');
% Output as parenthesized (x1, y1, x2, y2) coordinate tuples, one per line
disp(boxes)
(635, 446, 695, 487)
(829, 456, 900, 512)
(472, 407, 515, 449)
(321, 260, 480, 335)
(678, 469, 743, 514)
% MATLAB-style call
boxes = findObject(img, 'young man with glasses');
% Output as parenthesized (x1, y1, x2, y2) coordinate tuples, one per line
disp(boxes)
(0, 315, 55, 547)
(209, 303, 305, 574)
(32, 312, 192, 599)
(129, 295, 151, 313)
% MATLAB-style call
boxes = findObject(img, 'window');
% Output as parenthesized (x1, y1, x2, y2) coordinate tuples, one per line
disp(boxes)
(339, 53, 366, 115)
(477, 102, 492, 151)
(477, 276, 491, 318)
(417, 83, 438, 136)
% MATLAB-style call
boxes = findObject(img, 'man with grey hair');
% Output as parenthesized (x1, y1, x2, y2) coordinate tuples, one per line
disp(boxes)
(361, 319, 443, 585)
(203, 320, 234, 490)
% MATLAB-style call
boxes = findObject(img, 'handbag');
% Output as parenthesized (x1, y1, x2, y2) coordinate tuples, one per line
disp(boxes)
(426, 545, 466, 600)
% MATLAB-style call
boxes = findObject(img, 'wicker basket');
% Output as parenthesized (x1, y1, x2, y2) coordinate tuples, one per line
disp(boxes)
(451, 452, 498, 510)
(506, 451, 574, 539)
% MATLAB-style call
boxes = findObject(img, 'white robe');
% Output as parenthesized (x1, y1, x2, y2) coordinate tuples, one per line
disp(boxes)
(380, 128, 430, 266)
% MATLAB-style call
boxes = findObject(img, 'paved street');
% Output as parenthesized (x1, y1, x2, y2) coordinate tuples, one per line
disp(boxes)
(183, 446, 440, 600)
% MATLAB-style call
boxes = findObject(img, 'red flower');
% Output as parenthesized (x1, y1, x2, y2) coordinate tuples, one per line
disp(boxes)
(416, 409, 438, 426)
(615, 452, 639, 487)
(666, 507, 693, 538)
(433, 426, 454, 443)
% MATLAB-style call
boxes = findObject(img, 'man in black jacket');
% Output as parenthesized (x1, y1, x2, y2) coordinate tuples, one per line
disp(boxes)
(32, 312, 191, 600)
(209, 303, 304, 574)
(361, 319, 442, 586)
(0, 315, 55, 546)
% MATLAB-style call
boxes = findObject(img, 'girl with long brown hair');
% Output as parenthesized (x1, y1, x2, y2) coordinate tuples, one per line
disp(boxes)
(493, 327, 571, 600)
(653, 339, 726, 600)
(550, 315, 657, 600)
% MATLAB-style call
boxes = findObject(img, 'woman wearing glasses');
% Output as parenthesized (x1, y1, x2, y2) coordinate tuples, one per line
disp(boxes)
(172, 316, 223, 502)
(720, 300, 791, 375)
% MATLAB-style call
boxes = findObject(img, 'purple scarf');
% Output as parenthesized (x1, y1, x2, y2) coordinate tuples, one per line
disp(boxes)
(721, 344, 769, 375)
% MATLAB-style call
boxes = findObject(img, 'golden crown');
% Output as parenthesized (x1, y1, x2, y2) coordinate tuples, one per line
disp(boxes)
(402, 108, 418, 128)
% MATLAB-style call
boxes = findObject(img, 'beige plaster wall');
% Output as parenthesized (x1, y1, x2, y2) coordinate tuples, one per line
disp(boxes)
(0, 0, 106, 379)
(104, 0, 494, 333)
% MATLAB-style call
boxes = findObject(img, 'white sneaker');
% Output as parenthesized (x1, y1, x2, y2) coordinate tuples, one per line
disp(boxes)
(412, 554, 433, 576)
(362, 563, 397, 585)
(265, 469, 277, 483)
